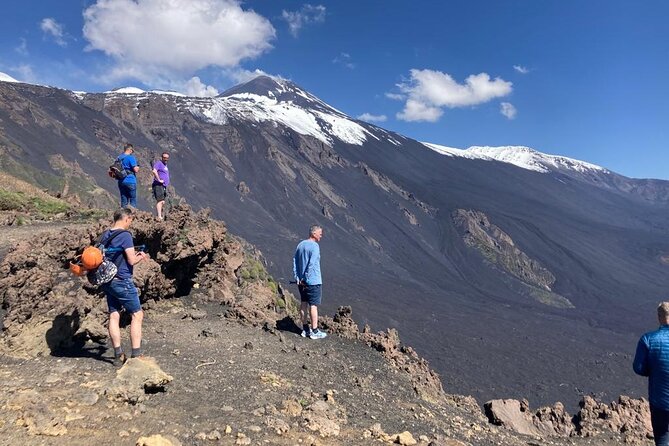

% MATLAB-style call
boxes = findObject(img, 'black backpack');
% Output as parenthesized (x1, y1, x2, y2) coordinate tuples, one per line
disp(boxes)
(109, 155, 129, 180)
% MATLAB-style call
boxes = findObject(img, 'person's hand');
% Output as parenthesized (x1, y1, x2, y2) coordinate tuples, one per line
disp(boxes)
(159, 179, 164, 184)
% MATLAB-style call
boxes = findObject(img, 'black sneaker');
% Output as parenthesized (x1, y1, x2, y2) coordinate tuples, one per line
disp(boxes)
(113, 353, 127, 366)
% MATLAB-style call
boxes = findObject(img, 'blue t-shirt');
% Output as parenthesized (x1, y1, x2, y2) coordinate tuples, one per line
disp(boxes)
(101, 229, 134, 279)
(293, 240, 322, 285)
(117, 154, 138, 184)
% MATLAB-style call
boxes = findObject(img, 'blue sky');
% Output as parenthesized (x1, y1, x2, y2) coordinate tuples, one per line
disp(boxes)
(1, 1, 668, 179)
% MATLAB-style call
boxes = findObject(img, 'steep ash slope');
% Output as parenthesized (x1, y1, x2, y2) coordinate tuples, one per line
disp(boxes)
(0, 76, 667, 408)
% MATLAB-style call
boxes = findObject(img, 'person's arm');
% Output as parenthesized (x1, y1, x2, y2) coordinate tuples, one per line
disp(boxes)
(293, 250, 300, 283)
(130, 156, 139, 173)
(120, 232, 148, 265)
(152, 162, 163, 183)
(124, 247, 148, 265)
(633, 336, 650, 376)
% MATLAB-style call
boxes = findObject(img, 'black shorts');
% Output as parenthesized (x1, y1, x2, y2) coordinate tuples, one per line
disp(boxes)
(152, 184, 166, 202)
(299, 284, 322, 306)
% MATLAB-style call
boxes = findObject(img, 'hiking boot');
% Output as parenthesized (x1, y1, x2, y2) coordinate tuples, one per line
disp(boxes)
(309, 329, 327, 340)
(113, 353, 127, 366)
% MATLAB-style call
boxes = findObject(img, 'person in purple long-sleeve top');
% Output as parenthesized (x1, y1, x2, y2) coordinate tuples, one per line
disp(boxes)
(634, 302, 669, 445)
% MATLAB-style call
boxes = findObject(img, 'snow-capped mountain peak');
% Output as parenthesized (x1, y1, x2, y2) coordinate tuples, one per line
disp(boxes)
(187, 75, 377, 147)
(0, 72, 20, 83)
(423, 142, 609, 175)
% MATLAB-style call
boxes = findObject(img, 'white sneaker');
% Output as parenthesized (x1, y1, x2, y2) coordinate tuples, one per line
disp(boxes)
(309, 329, 327, 340)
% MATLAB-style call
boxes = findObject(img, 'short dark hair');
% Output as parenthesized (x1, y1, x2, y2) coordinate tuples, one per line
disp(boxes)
(161, 151, 169, 157)
(113, 207, 133, 222)
(124, 143, 134, 152)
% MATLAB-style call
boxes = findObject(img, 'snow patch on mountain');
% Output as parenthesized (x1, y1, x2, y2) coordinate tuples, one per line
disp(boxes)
(0, 72, 20, 83)
(423, 142, 609, 175)
(105, 87, 146, 94)
(188, 92, 373, 146)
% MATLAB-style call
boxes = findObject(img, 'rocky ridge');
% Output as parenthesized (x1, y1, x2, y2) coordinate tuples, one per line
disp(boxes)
(0, 208, 656, 445)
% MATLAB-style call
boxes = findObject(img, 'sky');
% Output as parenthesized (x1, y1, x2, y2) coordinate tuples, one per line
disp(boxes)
(0, 0, 668, 179)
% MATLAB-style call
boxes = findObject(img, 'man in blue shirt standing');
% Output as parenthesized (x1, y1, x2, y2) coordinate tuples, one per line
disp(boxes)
(116, 143, 139, 208)
(100, 207, 149, 364)
(293, 225, 327, 339)
(634, 302, 669, 445)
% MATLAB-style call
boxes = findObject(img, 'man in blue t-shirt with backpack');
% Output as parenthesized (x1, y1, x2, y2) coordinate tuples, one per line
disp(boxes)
(99, 207, 149, 364)
(112, 143, 139, 207)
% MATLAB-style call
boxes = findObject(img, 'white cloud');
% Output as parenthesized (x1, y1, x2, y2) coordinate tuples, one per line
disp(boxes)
(357, 113, 387, 123)
(396, 69, 512, 122)
(224, 68, 275, 84)
(513, 65, 529, 74)
(397, 99, 443, 122)
(385, 92, 405, 101)
(10, 64, 37, 83)
(184, 77, 219, 97)
(82, 0, 276, 85)
(333, 52, 355, 69)
(281, 4, 326, 37)
(500, 102, 517, 120)
(40, 18, 67, 46)
(15, 38, 28, 55)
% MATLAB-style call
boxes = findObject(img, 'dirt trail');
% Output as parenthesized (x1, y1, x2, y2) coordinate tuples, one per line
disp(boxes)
(0, 221, 87, 261)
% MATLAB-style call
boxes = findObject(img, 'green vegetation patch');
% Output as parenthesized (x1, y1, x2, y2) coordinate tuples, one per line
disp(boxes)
(526, 286, 574, 309)
(0, 188, 70, 215)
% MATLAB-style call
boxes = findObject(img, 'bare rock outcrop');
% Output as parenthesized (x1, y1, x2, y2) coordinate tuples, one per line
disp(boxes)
(452, 209, 574, 308)
(484, 398, 573, 438)
(105, 357, 173, 404)
(485, 395, 652, 443)
(575, 395, 652, 442)
(0, 205, 274, 357)
(323, 306, 445, 404)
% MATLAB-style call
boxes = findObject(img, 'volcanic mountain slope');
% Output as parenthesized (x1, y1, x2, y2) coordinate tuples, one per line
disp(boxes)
(0, 75, 668, 408)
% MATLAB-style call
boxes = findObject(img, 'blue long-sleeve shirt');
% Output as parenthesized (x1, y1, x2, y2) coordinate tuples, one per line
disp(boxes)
(633, 325, 669, 410)
(293, 240, 322, 285)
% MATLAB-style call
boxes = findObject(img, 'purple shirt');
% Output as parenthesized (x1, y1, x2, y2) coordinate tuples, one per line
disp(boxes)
(152, 160, 170, 187)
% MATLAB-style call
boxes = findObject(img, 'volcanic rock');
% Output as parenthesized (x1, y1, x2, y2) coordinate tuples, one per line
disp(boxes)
(105, 357, 173, 404)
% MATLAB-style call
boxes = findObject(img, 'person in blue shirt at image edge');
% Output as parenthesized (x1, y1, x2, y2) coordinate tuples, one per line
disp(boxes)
(634, 301, 669, 446)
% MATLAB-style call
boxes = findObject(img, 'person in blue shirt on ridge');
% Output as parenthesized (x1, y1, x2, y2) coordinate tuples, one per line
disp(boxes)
(116, 143, 140, 208)
(293, 225, 327, 340)
(634, 302, 669, 445)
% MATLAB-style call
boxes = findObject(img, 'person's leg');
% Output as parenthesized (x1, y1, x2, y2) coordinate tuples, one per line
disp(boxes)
(118, 182, 128, 207)
(307, 285, 326, 339)
(156, 200, 164, 219)
(103, 283, 122, 347)
(117, 278, 143, 356)
(310, 304, 319, 330)
(300, 300, 309, 326)
(651, 407, 669, 446)
(129, 310, 144, 355)
(128, 183, 137, 208)
(108, 311, 122, 349)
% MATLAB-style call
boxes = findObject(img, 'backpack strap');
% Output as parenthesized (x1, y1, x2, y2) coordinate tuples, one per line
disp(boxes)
(99, 229, 129, 250)
(117, 154, 134, 175)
